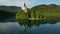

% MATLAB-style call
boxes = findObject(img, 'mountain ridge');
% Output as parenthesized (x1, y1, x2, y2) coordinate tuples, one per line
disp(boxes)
(0, 5, 22, 12)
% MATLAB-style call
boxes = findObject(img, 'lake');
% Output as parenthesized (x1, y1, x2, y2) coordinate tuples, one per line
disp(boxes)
(0, 18, 60, 34)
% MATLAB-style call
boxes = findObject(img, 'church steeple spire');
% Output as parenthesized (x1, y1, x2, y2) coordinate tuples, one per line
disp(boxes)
(24, 2, 26, 8)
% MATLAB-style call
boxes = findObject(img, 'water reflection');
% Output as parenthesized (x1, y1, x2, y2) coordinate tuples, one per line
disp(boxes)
(17, 18, 59, 31)
(0, 17, 60, 34)
(0, 18, 16, 22)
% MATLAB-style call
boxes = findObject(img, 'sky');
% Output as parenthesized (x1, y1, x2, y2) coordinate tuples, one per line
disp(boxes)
(0, 0, 60, 9)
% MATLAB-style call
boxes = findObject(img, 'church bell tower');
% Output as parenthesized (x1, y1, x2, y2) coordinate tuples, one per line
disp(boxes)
(24, 3, 28, 13)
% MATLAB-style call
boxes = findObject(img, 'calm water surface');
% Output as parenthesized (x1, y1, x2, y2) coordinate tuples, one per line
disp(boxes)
(0, 18, 60, 34)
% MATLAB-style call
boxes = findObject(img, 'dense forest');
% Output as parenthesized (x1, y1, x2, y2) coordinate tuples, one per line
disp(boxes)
(16, 4, 60, 20)
(0, 6, 21, 21)
(0, 10, 16, 20)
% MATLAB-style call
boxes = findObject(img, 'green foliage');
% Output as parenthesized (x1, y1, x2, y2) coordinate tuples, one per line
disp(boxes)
(31, 11, 36, 18)
(16, 10, 28, 19)
(16, 4, 60, 20)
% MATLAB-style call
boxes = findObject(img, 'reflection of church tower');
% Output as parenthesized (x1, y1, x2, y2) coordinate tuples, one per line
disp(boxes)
(24, 3, 29, 13)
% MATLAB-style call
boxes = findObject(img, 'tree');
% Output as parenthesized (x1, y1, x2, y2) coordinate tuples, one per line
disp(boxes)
(16, 10, 28, 19)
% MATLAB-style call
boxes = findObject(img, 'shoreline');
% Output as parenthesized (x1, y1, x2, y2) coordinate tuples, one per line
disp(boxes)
(16, 18, 46, 20)
(28, 18, 45, 20)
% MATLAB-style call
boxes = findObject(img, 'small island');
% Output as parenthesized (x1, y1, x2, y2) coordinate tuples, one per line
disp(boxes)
(16, 3, 60, 20)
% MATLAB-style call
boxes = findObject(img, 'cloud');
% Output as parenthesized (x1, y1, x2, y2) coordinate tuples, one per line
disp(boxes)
(0, 0, 18, 5)
(0, 0, 8, 3)
(17, 0, 36, 9)
(0, 0, 36, 9)
(1, 0, 59, 9)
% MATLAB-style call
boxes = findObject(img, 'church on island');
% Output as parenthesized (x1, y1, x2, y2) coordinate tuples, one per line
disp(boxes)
(23, 3, 31, 18)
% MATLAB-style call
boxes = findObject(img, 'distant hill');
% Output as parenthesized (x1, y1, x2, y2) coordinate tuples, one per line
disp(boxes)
(0, 6, 22, 20)
(0, 5, 21, 12)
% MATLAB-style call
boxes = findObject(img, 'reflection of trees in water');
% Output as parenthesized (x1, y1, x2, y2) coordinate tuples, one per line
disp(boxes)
(17, 20, 32, 31)
(0, 10, 15, 21)
(17, 19, 59, 31)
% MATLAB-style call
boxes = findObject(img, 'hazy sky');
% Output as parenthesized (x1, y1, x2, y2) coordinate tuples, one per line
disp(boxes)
(0, 0, 60, 9)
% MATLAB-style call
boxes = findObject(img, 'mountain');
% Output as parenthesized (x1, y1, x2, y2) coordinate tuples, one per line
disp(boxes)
(0, 6, 22, 20)
(0, 5, 21, 12)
